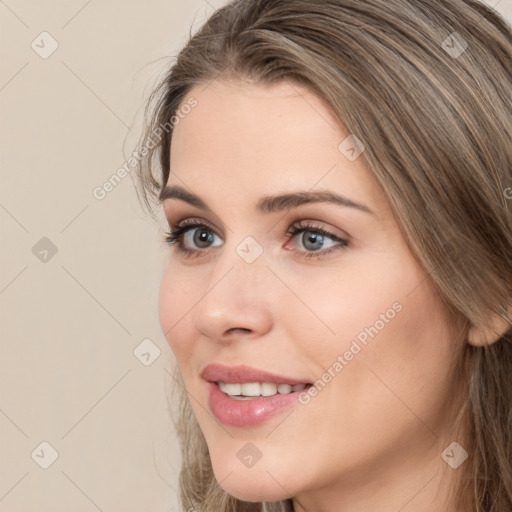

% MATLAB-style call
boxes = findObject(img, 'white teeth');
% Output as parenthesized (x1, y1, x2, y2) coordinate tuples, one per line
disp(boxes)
(240, 383, 261, 396)
(218, 381, 307, 398)
(261, 383, 278, 396)
(277, 384, 292, 394)
(218, 382, 241, 395)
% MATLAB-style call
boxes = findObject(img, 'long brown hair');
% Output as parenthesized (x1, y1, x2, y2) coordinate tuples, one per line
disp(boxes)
(135, 1, 512, 510)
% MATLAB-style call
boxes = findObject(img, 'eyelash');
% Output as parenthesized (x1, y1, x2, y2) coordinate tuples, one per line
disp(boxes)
(164, 219, 349, 259)
(285, 221, 349, 258)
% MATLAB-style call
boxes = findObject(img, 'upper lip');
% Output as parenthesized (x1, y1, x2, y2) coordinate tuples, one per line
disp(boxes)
(201, 363, 311, 385)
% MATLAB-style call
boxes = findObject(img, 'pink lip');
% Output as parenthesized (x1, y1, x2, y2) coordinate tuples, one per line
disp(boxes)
(200, 363, 310, 386)
(207, 382, 308, 427)
(201, 364, 311, 427)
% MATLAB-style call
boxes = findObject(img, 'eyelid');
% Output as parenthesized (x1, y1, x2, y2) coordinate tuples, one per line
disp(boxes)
(163, 200, 225, 227)
(168, 217, 223, 236)
(285, 219, 350, 241)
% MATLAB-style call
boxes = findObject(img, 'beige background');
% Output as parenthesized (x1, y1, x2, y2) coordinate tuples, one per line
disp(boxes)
(1, 1, 510, 511)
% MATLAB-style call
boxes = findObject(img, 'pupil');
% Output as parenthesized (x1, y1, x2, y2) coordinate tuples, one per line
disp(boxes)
(303, 232, 324, 251)
(194, 229, 213, 248)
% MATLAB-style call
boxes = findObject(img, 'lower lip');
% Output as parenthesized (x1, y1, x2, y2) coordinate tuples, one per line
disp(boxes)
(207, 382, 307, 427)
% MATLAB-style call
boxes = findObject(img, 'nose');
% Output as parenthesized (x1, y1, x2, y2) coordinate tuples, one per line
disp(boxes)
(192, 256, 274, 343)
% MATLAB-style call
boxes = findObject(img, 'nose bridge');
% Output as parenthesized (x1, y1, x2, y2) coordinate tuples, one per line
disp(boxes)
(192, 236, 272, 339)
(211, 232, 269, 295)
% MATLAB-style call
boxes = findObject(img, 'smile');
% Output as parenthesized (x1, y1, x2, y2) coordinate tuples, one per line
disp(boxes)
(200, 363, 313, 426)
(218, 381, 308, 399)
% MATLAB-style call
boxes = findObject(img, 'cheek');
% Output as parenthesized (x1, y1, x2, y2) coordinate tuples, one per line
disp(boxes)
(276, 251, 411, 352)
(360, 281, 456, 430)
(282, 252, 458, 413)
(158, 266, 201, 358)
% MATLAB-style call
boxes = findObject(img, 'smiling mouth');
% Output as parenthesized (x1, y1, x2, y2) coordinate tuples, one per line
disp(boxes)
(206, 369, 314, 427)
(217, 381, 312, 400)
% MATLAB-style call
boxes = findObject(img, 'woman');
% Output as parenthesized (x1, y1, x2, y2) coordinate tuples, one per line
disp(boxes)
(135, 0, 512, 510)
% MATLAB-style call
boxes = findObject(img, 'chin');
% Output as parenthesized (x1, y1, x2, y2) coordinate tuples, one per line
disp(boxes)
(209, 451, 294, 502)
(216, 476, 290, 503)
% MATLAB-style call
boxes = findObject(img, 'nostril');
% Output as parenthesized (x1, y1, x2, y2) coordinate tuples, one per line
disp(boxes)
(225, 327, 253, 335)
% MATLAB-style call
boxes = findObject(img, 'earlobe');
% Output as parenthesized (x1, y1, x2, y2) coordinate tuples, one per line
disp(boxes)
(467, 307, 512, 347)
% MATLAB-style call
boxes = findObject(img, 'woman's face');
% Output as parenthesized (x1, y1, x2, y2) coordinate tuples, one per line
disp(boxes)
(159, 80, 464, 508)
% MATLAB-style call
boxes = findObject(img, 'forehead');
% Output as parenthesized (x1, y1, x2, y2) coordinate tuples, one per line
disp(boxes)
(168, 79, 387, 214)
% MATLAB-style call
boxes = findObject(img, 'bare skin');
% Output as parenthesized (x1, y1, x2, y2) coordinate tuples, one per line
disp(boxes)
(159, 79, 469, 512)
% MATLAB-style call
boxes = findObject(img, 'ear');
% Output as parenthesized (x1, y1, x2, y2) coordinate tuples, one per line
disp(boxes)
(467, 306, 512, 347)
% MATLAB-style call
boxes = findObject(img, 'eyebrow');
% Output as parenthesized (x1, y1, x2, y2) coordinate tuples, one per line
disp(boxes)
(159, 185, 374, 215)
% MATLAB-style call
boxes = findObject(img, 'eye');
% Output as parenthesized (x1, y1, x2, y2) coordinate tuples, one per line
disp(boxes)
(165, 219, 348, 259)
(286, 221, 348, 256)
(183, 226, 221, 249)
(165, 221, 223, 253)
(297, 231, 338, 251)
